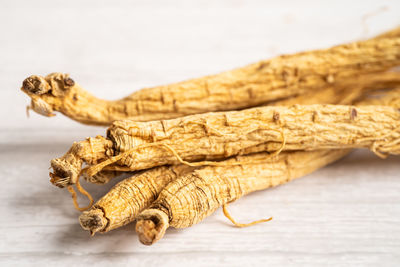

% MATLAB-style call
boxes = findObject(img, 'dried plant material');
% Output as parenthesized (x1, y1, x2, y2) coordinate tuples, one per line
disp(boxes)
(78, 87, 400, 235)
(80, 149, 347, 236)
(77, 83, 366, 232)
(75, 71, 400, 186)
(79, 79, 378, 230)
(371, 25, 400, 39)
(270, 71, 400, 106)
(79, 165, 195, 235)
(133, 88, 400, 245)
(135, 149, 349, 245)
(51, 94, 400, 189)
(21, 31, 400, 125)
(49, 136, 113, 187)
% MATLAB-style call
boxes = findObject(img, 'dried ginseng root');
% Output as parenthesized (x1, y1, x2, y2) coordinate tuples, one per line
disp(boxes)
(79, 165, 195, 235)
(50, 93, 400, 189)
(21, 30, 400, 125)
(78, 77, 388, 224)
(268, 71, 400, 106)
(81, 149, 347, 237)
(133, 88, 400, 245)
(78, 87, 400, 234)
(134, 149, 348, 245)
(77, 71, 400, 185)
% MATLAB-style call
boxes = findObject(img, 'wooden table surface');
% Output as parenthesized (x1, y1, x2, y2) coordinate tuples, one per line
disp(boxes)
(1, 0, 399, 266)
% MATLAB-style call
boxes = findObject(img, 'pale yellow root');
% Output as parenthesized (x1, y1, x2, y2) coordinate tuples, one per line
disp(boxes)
(79, 165, 194, 234)
(132, 87, 400, 245)
(270, 71, 400, 106)
(135, 149, 350, 245)
(50, 136, 113, 187)
(79, 80, 386, 229)
(21, 28, 400, 125)
(52, 95, 400, 186)
(78, 71, 400, 186)
(80, 87, 400, 234)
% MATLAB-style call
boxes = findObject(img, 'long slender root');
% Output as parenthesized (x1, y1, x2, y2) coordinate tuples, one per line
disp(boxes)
(54, 97, 400, 185)
(79, 165, 195, 234)
(79, 84, 395, 230)
(66, 177, 94, 212)
(81, 86, 400, 238)
(21, 28, 400, 125)
(135, 149, 350, 245)
(78, 71, 400, 186)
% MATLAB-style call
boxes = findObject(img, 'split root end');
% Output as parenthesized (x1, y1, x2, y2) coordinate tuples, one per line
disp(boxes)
(135, 209, 169, 245)
(79, 208, 108, 235)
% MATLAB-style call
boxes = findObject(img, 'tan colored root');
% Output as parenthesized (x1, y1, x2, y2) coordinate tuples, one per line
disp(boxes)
(21, 28, 400, 125)
(52, 96, 400, 185)
(135, 149, 350, 244)
(372, 26, 400, 39)
(270, 71, 400, 106)
(79, 208, 108, 236)
(80, 87, 400, 234)
(50, 136, 113, 188)
(79, 81, 380, 231)
(129, 87, 400, 244)
(79, 71, 400, 185)
(79, 165, 195, 234)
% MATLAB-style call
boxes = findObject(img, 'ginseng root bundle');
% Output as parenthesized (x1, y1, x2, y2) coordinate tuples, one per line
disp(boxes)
(19, 26, 400, 246)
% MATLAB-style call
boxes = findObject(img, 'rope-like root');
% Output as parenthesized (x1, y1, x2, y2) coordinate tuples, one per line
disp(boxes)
(85, 128, 286, 177)
(222, 204, 272, 228)
(135, 209, 169, 245)
(66, 177, 94, 211)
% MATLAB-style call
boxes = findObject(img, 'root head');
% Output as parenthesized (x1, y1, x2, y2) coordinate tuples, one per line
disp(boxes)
(50, 157, 81, 188)
(135, 209, 169, 245)
(21, 72, 75, 117)
(22, 75, 51, 95)
(79, 208, 108, 235)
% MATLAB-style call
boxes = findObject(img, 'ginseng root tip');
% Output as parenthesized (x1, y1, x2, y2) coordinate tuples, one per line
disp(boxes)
(50, 158, 80, 187)
(79, 208, 108, 234)
(135, 209, 169, 245)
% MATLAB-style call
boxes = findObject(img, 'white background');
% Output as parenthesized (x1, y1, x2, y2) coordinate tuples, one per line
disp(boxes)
(1, 0, 400, 266)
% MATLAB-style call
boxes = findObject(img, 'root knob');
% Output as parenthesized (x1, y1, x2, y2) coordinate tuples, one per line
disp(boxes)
(79, 208, 108, 235)
(136, 209, 169, 245)
(22, 75, 51, 95)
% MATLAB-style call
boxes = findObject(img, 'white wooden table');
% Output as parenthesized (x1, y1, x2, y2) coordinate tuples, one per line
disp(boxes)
(1, 1, 399, 266)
